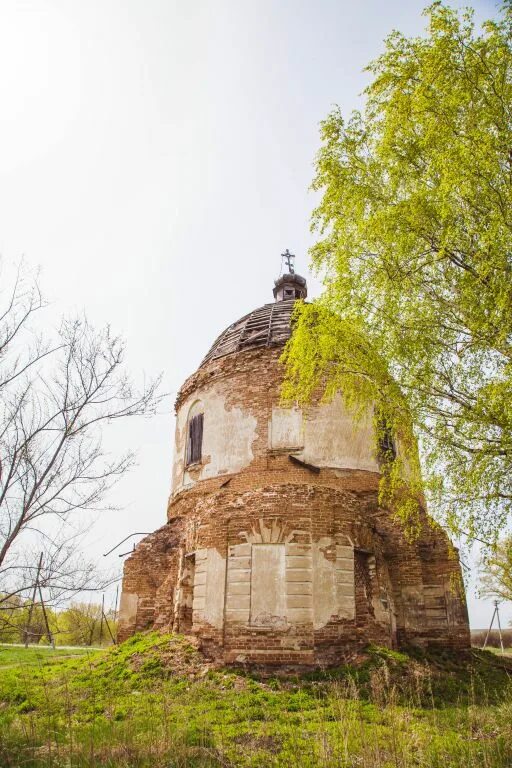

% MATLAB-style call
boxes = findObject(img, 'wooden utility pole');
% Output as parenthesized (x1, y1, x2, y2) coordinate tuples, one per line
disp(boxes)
(113, 585, 119, 643)
(99, 593, 105, 645)
(483, 600, 505, 654)
(38, 581, 55, 649)
(24, 553, 43, 648)
(102, 608, 116, 645)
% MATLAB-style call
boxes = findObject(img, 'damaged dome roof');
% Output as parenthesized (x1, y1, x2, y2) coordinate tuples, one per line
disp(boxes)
(201, 299, 297, 367)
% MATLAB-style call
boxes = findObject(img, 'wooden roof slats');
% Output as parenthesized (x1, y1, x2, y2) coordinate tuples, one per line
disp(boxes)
(200, 299, 297, 367)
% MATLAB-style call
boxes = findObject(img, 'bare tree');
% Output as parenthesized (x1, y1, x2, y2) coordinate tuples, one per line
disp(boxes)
(0, 262, 163, 609)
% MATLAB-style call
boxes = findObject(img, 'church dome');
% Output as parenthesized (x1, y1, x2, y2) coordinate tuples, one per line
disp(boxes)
(201, 262, 308, 367)
(118, 252, 470, 664)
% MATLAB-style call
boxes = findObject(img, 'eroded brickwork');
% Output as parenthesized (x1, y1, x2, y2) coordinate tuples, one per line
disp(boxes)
(118, 344, 470, 664)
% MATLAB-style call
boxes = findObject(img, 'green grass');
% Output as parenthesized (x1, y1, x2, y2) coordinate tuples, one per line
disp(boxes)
(486, 647, 512, 657)
(0, 633, 511, 767)
(0, 644, 93, 668)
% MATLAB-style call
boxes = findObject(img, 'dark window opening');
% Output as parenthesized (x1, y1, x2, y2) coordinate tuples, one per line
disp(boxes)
(295, 290, 302, 298)
(186, 413, 203, 465)
(284, 289, 293, 297)
(377, 419, 396, 462)
(354, 550, 375, 625)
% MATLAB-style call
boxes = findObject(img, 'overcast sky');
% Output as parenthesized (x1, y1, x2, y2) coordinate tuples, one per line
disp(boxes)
(0, 0, 508, 630)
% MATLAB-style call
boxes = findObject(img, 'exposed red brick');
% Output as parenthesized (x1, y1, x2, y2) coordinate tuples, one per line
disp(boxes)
(118, 345, 470, 666)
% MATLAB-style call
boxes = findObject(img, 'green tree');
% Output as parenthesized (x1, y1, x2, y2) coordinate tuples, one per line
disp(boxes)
(283, 3, 512, 541)
(480, 537, 512, 604)
(0, 594, 25, 642)
(0, 595, 58, 644)
(57, 602, 116, 646)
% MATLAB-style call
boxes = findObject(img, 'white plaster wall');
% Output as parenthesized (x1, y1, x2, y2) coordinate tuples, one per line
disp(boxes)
(269, 406, 304, 450)
(225, 542, 251, 624)
(192, 547, 226, 630)
(251, 544, 287, 625)
(223, 534, 356, 631)
(312, 538, 355, 629)
(285, 541, 313, 624)
(302, 394, 379, 472)
(118, 592, 138, 626)
(172, 384, 258, 493)
(172, 377, 383, 492)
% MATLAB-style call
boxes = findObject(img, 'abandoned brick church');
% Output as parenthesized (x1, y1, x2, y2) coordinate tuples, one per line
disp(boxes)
(118, 258, 470, 666)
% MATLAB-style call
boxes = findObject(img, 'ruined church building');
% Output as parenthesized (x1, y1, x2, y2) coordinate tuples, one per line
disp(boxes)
(118, 255, 470, 667)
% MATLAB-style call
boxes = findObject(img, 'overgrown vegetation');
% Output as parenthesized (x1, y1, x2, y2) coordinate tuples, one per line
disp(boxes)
(1, 631, 511, 767)
(282, 2, 512, 543)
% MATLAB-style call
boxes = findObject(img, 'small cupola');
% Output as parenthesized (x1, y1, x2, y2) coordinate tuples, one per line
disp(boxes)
(273, 249, 307, 302)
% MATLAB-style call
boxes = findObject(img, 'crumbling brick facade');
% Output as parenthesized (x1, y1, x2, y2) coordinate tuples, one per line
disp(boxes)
(118, 286, 470, 667)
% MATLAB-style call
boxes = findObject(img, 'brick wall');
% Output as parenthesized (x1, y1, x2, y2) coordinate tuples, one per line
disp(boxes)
(118, 345, 470, 663)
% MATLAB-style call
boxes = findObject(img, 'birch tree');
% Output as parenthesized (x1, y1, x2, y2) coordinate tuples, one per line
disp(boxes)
(283, 3, 512, 541)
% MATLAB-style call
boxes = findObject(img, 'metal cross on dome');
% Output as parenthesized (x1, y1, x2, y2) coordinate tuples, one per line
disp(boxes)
(281, 248, 295, 274)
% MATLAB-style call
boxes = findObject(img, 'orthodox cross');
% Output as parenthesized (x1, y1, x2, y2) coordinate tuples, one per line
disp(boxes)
(281, 248, 295, 274)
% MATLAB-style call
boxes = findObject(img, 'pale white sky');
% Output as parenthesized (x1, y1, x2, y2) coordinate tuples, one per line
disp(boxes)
(0, 0, 507, 630)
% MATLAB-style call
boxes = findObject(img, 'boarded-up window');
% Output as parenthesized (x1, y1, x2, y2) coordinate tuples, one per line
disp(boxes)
(186, 413, 204, 465)
(250, 544, 286, 626)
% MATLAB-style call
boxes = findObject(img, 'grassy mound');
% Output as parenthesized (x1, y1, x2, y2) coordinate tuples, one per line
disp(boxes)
(0, 633, 511, 767)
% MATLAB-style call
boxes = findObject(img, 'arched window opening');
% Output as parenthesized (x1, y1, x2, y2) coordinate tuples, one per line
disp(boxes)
(186, 412, 204, 466)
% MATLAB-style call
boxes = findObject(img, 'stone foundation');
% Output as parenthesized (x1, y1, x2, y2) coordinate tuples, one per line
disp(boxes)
(118, 478, 470, 663)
